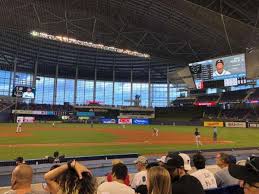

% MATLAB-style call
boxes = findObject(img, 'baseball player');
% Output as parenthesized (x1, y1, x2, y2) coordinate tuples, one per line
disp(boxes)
(152, 127, 159, 137)
(16, 119, 22, 133)
(52, 121, 55, 127)
(194, 128, 202, 147)
(213, 126, 218, 143)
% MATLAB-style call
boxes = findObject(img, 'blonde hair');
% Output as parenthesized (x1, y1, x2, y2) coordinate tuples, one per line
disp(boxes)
(112, 159, 123, 166)
(147, 166, 172, 194)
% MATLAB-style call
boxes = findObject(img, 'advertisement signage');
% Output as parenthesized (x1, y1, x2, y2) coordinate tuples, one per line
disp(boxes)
(204, 121, 224, 127)
(17, 116, 35, 123)
(194, 102, 217, 106)
(248, 122, 259, 128)
(23, 117, 35, 123)
(76, 112, 95, 117)
(61, 116, 70, 120)
(118, 118, 132, 124)
(12, 110, 33, 115)
(100, 118, 117, 124)
(78, 117, 89, 120)
(225, 122, 246, 128)
(132, 119, 150, 125)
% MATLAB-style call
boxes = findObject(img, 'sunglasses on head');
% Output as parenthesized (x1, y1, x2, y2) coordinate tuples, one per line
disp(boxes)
(246, 156, 259, 174)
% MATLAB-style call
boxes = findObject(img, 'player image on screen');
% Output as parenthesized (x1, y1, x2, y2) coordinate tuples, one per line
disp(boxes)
(213, 59, 231, 77)
(22, 87, 35, 99)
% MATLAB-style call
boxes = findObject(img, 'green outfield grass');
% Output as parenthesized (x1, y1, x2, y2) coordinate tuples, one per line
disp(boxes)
(0, 123, 258, 160)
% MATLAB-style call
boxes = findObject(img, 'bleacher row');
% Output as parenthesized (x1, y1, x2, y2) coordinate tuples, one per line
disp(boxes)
(172, 88, 259, 106)
(1, 151, 257, 194)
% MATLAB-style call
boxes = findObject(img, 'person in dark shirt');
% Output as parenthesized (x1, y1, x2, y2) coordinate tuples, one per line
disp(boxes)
(164, 153, 205, 194)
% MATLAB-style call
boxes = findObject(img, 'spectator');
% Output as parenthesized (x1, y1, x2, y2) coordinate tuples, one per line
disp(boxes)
(146, 162, 159, 170)
(4, 164, 39, 194)
(164, 154, 205, 194)
(157, 156, 167, 166)
(191, 153, 217, 189)
(131, 156, 148, 189)
(214, 153, 239, 187)
(44, 160, 96, 194)
(97, 163, 135, 194)
(106, 159, 130, 186)
(42, 164, 60, 194)
(147, 166, 171, 194)
(229, 156, 259, 194)
(15, 156, 25, 165)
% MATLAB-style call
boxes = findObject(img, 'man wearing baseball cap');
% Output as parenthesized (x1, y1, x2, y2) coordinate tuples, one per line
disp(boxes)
(131, 156, 148, 189)
(229, 156, 259, 194)
(164, 154, 205, 194)
(213, 59, 231, 77)
(157, 156, 167, 166)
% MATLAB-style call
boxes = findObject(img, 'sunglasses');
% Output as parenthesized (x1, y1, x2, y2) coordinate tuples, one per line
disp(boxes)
(246, 157, 259, 174)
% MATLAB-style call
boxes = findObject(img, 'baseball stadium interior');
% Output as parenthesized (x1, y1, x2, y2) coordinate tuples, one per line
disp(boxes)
(0, 0, 259, 194)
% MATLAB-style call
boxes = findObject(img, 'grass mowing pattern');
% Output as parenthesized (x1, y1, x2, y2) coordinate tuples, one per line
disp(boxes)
(0, 123, 258, 160)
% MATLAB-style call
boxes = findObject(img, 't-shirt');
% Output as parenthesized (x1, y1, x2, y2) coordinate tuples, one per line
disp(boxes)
(214, 167, 239, 187)
(4, 189, 47, 194)
(97, 181, 135, 194)
(22, 92, 35, 99)
(172, 175, 205, 194)
(131, 170, 147, 189)
(213, 69, 231, 77)
(195, 131, 200, 136)
(106, 172, 130, 186)
(191, 169, 217, 190)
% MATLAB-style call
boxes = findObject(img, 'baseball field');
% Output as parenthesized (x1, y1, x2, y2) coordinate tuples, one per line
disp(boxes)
(0, 123, 258, 160)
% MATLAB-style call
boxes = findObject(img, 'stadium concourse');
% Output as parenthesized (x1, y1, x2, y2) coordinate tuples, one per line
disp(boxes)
(0, 0, 259, 194)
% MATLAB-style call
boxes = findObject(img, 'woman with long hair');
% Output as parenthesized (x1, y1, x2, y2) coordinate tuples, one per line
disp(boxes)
(147, 166, 171, 194)
(44, 160, 96, 194)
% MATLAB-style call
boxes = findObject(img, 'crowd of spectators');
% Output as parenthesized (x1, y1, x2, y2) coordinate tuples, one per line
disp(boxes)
(171, 98, 196, 107)
(3, 152, 259, 194)
(220, 90, 248, 103)
(196, 95, 220, 103)
(17, 103, 74, 112)
(248, 88, 259, 101)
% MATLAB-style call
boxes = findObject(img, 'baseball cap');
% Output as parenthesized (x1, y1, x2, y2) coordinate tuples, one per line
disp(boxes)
(229, 156, 259, 183)
(157, 156, 167, 163)
(134, 156, 148, 164)
(179, 153, 192, 171)
(164, 154, 184, 169)
(215, 59, 224, 65)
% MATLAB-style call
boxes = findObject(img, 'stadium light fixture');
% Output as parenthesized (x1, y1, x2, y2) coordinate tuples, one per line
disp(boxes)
(30, 31, 150, 58)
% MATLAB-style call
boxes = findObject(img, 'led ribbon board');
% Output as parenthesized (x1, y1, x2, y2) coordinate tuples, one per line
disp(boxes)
(31, 31, 150, 58)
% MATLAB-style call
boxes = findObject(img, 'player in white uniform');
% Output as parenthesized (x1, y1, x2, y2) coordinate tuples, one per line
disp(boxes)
(16, 120, 22, 133)
(194, 128, 202, 147)
(152, 127, 159, 136)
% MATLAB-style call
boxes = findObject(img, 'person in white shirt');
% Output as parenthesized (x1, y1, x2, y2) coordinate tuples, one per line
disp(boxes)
(213, 59, 231, 77)
(97, 163, 135, 194)
(131, 156, 148, 189)
(16, 119, 22, 133)
(22, 88, 34, 99)
(191, 153, 217, 190)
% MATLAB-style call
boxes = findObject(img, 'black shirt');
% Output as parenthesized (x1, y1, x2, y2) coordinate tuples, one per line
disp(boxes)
(172, 175, 205, 194)
(194, 131, 200, 136)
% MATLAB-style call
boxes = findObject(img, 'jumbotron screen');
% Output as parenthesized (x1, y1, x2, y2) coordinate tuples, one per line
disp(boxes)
(12, 86, 35, 99)
(189, 54, 246, 89)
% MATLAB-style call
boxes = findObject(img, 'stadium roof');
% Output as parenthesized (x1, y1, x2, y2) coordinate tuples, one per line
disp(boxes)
(0, 0, 258, 82)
